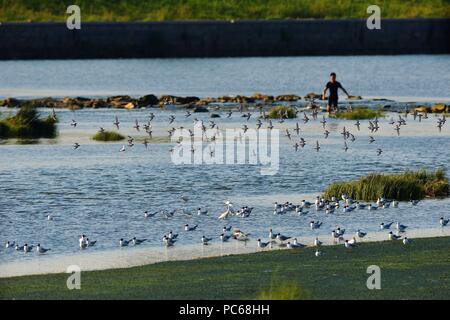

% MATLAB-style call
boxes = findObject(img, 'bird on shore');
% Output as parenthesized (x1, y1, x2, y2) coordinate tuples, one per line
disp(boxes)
(380, 222, 393, 229)
(163, 235, 176, 247)
(396, 222, 408, 232)
(388, 231, 401, 241)
(315, 250, 323, 257)
(403, 237, 411, 245)
(119, 145, 126, 152)
(201, 235, 212, 245)
(344, 240, 355, 249)
(310, 220, 322, 230)
(23, 243, 33, 253)
(5, 241, 15, 249)
(276, 233, 291, 242)
(119, 238, 130, 247)
(356, 230, 367, 238)
(85, 238, 96, 247)
(257, 239, 269, 248)
(314, 237, 322, 247)
(220, 233, 231, 242)
(440, 217, 449, 227)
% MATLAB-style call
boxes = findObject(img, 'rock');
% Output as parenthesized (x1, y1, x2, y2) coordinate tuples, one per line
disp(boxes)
(138, 94, 159, 107)
(124, 102, 136, 109)
(210, 113, 221, 118)
(275, 94, 301, 102)
(431, 103, 447, 113)
(415, 106, 431, 113)
(347, 95, 363, 100)
(106, 95, 137, 108)
(304, 93, 322, 100)
(252, 93, 274, 102)
(159, 95, 200, 105)
(193, 106, 209, 113)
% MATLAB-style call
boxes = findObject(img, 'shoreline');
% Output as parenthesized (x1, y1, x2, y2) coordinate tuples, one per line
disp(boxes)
(1, 226, 449, 279)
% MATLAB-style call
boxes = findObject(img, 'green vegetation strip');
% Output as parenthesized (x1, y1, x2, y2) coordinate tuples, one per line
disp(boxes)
(323, 169, 449, 201)
(1, 236, 450, 299)
(1, 0, 449, 22)
(0, 107, 57, 139)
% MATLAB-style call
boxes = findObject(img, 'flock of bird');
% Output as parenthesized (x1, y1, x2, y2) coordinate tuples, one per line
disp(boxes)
(4, 195, 450, 257)
(4, 105, 449, 258)
(66, 104, 447, 158)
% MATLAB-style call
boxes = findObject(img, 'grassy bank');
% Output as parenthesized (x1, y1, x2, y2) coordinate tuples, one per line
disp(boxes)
(323, 169, 449, 201)
(332, 107, 384, 120)
(1, 0, 449, 22)
(0, 107, 57, 139)
(1, 236, 450, 299)
(92, 130, 125, 142)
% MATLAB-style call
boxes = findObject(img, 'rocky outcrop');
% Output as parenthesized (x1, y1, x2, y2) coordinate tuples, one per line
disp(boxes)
(431, 103, 448, 113)
(159, 95, 200, 105)
(137, 94, 159, 107)
(304, 93, 322, 100)
(193, 106, 209, 113)
(275, 94, 301, 102)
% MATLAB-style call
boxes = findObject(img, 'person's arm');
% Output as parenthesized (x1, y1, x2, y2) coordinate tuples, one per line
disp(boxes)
(322, 86, 328, 100)
(340, 83, 350, 97)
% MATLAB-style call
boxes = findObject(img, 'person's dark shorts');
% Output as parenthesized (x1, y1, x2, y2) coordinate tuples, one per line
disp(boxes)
(328, 95, 338, 108)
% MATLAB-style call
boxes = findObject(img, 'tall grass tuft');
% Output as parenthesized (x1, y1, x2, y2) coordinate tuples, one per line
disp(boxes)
(267, 106, 296, 119)
(0, 107, 57, 139)
(92, 130, 125, 142)
(332, 107, 384, 120)
(257, 281, 310, 300)
(323, 169, 449, 201)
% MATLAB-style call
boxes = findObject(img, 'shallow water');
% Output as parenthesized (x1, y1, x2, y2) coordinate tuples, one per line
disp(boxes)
(0, 106, 449, 272)
(1, 55, 450, 100)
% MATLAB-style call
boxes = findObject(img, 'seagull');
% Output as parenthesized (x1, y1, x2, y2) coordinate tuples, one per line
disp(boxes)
(185, 110, 192, 118)
(380, 222, 394, 229)
(119, 238, 130, 247)
(168, 115, 175, 124)
(288, 239, 304, 249)
(315, 250, 323, 257)
(70, 119, 77, 127)
(314, 237, 322, 247)
(403, 237, 411, 245)
(377, 148, 383, 156)
(324, 130, 330, 139)
(369, 136, 375, 143)
(310, 220, 322, 229)
(119, 145, 126, 152)
(410, 199, 420, 206)
(36, 244, 51, 254)
(276, 233, 291, 242)
(344, 240, 355, 249)
(354, 120, 361, 131)
(440, 217, 449, 226)
(396, 222, 408, 232)
(201, 235, 212, 245)
(227, 110, 233, 118)
(85, 238, 96, 247)
(47, 214, 53, 221)
(180, 195, 189, 202)
(388, 231, 401, 241)
(15, 244, 24, 251)
(257, 239, 269, 248)
(220, 233, 231, 242)
(5, 241, 15, 248)
(356, 230, 367, 238)
(197, 208, 208, 215)
(73, 142, 80, 150)
(163, 235, 176, 247)
(23, 243, 33, 253)
(223, 225, 232, 232)
(131, 237, 147, 245)
(144, 211, 158, 218)
(185, 224, 198, 231)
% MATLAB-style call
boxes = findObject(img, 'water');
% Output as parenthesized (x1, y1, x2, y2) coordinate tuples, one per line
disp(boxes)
(0, 56, 450, 270)
(1, 55, 450, 100)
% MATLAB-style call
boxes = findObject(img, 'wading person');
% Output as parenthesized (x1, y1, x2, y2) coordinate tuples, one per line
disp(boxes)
(322, 72, 350, 113)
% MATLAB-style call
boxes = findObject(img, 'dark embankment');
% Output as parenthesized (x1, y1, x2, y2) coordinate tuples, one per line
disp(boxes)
(0, 19, 449, 59)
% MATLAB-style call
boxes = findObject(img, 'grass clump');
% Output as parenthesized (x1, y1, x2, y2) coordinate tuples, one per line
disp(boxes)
(257, 280, 310, 300)
(332, 107, 384, 120)
(323, 169, 449, 201)
(0, 107, 57, 139)
(267, 106, 297, 119)
(92, 130, 125, 142)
